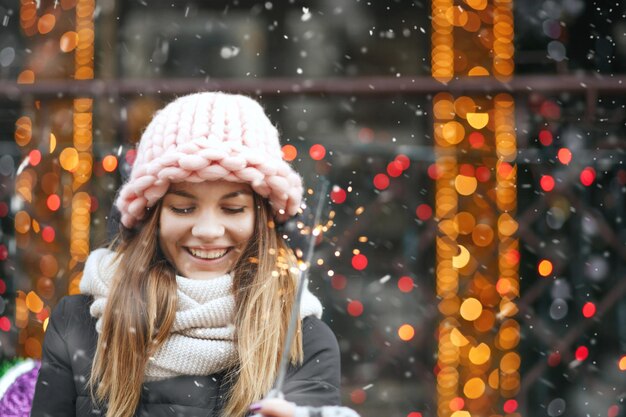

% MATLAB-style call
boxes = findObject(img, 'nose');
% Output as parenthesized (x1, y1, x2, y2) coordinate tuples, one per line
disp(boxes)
(191, 216, 225, 239)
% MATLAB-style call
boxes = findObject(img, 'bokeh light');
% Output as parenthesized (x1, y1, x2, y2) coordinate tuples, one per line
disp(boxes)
(281, 144, 297, 161)
(582, 302, 596, 318)
(309, 144, 326, 160)
(102, 155, 118, 172)
(398, 324, 415, 341)
(330, 186, 347, 204)
(538, 259, 553, 277)
(373, 173, 390, 190)
(351, 253, 368, 270)
(575, 346, 589, 361)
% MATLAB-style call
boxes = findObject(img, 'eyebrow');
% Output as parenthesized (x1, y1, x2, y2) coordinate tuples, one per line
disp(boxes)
(166, 189, 252, 200)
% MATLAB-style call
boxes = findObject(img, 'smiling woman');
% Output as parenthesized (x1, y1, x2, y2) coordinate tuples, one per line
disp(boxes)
(29, 92, 358, 417)
(159, 180, 256, 280)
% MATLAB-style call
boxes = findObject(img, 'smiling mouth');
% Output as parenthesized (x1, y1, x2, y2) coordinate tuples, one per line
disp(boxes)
(186, 247, 232, 260)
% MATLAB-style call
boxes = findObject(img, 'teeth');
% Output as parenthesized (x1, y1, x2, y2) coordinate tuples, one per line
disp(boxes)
(189, 248, 228, 260)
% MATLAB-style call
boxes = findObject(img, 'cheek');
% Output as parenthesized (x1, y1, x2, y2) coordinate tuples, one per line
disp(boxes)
(158, 212, 184, 246)
(235, 213, 255, 242)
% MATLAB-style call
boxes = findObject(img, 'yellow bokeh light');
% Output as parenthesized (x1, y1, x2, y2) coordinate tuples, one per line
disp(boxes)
(455, 175, 477, 196)
(37, 13, 56, 34)
(434, 98, 456, 120)
(538, 259, 553, 277)
(50, 133, 57, 153)
(60, 31, 79, 52)
(500, 352, 521, 373)
(498, 326, 520, 350)
(472, 224, 494, 247)
(26, 291, 44, 313)
(454, 97, 476, 118)
(452, 245, 471, 269)
(465, 0, 487, 10)
(15, 211, 31, 234)
(60, 147, 79, 171)
(398, 324, 415, 341)
(488, 369, 499, 389)
(15, 116, 32, 147)
(468, 66, 489, 76)
(451, 411, 471, 417)
(466, 112, 489, 129)
(463, 377, 485, 399)
(17, 70, 35, 84)
(455, 212, 476, 234)
(442, 121, 466, 144)
(460, 297, 482, 321)
(450, 328, 470, 347)
(469, 342, 491, 365)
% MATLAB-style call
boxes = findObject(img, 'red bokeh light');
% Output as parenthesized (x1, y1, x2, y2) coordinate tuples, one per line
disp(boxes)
(475, 166, 491, 182)
(407, 413, 423, 417)
(309, 144, 326, 160)
(547, 351, 561, 367)
(352, 254, 368, 270)
(427, 163, 442, 180)
(557, 148, 572, 165)
(469, 132, 485, 148)
(582, 302, 596, 318)
(0, 317, 10, 332)
(90, 196, 99, 213)
(0, 202, 8, 218)
(281, 144, 297, 161)
(331, 274, 347, 290)
(29, 149, 42, 166)
(503, 399, 518, 413)
(608, 405, 620, 417)
(387, 160, 404, 178)
(125, 149, 137, 166)
(0, 245, 7, 261)
(540, 175, 555, 192)
(416, 204, 432, 221)
(0, 279, 6, 294)
(347, 300, 364, 317)
(395, 154, 410, 170)
(540, 100, 561, 120)
(330, 186, 347, 204)
(47, 194, 61, 211)
(449, 397, 464, 411)
(459, 164, 475, 177)
(398, 276, 414, 293)
(373, 173, 390, 190)
(350, 389, 366, 404)
(539, 129, 553, 146)
(575, 346, 589, 361)
(580, 167, 596, 186)
(42, 226, 55, 243)
(498, 162, 514, 178)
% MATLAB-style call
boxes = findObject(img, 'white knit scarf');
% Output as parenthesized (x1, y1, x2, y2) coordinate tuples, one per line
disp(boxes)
(79, 248, 323, 380)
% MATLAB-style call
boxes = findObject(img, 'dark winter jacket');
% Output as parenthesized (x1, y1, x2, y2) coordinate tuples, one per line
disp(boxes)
(30, 294, 341, 417)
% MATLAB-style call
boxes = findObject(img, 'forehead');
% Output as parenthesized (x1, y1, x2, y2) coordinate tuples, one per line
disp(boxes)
(168, 180, 253, 196)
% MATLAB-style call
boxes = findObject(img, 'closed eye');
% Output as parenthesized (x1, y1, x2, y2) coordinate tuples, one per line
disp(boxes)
(170, 206, 195, 214)
(223, 207, 245, 214)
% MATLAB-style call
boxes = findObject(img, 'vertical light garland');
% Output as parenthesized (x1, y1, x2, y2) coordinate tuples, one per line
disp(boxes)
(11, 0, 94, 356)
(431, 1, 519, 417)
(68, 0, 95, 295)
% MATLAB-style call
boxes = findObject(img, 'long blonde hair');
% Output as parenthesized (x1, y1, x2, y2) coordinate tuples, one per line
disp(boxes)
(89, 195, 303, 417)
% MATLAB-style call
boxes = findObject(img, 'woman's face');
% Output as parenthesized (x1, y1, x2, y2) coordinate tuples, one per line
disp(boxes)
(158, 180, 256, 279)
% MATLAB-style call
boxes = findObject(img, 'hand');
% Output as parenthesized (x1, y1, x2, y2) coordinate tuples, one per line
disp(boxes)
(249, 398, 297, 417)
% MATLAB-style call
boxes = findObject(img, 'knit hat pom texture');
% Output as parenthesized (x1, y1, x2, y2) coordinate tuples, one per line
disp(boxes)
(115, 92, 303, 228)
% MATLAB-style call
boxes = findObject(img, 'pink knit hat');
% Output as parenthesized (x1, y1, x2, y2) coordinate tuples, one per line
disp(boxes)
(115, 92, 303, 228)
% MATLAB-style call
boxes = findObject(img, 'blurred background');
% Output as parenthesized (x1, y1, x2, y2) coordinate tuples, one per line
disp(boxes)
(0, 0, 625, 416)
